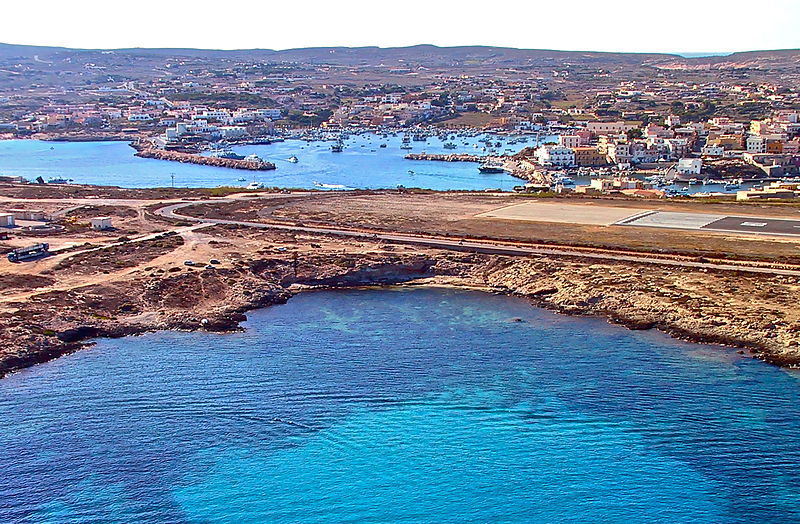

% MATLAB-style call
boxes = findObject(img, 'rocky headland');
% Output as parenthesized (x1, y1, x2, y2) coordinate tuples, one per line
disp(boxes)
(3, 237, 799, 378)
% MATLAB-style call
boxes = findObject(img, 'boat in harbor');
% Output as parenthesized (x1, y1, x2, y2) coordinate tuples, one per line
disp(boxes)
(209, 149, 245, 160)
(443, 142, 457, 150)
(331, 139, 344, 153)
(288, 156, 299, 163)
(478, 161, 506, 174)
(245, 181, 264, 190)
(244, 154, 265, 163)
(47, 177, 70, 184)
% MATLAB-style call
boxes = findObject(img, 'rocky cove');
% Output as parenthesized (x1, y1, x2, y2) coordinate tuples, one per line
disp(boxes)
(2, 237, 799, 379)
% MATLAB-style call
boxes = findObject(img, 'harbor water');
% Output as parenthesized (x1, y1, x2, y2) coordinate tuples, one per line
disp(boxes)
(0, 133, 539, 190)
(2, 288, 800, 523)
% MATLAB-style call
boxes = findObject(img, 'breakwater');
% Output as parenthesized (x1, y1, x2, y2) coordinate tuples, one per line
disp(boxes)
(135, 148, 276, 171)
(404, 153, 488, 162)
(404, 152, 552, 185)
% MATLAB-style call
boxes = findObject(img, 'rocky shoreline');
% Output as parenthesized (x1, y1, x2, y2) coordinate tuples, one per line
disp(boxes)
(3, 243, 799, 379)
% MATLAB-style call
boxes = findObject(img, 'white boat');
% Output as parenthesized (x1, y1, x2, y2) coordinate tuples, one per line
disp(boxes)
(246, 182, 264, 190)
(287, 156, 299, 163)
(313, 181, 347, 189)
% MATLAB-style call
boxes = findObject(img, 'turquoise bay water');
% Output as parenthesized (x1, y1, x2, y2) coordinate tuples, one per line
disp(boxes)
(2, 288, 800, 523)
(0, 134, 534, 190)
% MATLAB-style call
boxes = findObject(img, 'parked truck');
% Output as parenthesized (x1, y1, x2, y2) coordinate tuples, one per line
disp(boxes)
(7, 243, 49, 262)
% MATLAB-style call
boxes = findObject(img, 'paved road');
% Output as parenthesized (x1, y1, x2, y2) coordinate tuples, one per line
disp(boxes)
(702, 216, 800, 236)
(155, 201, 800, 277)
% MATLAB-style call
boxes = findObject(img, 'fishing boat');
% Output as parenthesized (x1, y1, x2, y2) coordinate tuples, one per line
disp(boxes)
(443, 142, 457, 150)
(331, 141, 344, 153)
(287, 155, 299, 163)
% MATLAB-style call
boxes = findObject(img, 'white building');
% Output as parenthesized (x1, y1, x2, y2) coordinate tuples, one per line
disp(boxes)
(219, 126, 248, 139)
(127, 114, 153, 122)
(746, 135, 767, 153)
(676, 158, 703, 175)
(90, 217, 113, 230)
(701, 144, 725, 157)
(535, 145, 575, 167)
(0, 213, 14, 227)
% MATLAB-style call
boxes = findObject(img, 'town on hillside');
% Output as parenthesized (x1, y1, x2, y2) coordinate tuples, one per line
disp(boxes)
(0, 44, 799, 199)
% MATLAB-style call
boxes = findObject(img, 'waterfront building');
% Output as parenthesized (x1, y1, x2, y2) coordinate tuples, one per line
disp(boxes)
(573, 146, 607, 166)
(534, 145, 575, 167)
(736, 188, 798, 201)
(676, 158, 703, 175)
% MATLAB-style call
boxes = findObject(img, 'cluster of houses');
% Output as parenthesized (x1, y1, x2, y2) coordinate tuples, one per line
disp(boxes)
(531, 111, 800, 178)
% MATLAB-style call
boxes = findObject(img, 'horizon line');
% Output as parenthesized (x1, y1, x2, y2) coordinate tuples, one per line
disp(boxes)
(1, 41, 798, 58)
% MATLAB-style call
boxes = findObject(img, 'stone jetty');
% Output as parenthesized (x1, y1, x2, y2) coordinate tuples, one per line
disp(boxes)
(135, 148, 276, 171)
(404, 153, 487, 162)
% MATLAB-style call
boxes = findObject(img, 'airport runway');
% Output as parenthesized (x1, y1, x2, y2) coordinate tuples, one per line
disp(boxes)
(478, 201, 800, 238)
(619, 211, 800, 237)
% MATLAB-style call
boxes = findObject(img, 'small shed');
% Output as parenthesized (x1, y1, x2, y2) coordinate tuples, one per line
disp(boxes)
(0, 213, 14, 227)
(90, 216, 113, 231)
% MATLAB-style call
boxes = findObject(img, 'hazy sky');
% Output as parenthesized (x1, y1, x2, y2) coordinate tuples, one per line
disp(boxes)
(3, 0, 798, 53)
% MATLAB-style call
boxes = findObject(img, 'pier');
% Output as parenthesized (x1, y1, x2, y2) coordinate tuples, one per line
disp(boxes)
(134, 148, 276, 171)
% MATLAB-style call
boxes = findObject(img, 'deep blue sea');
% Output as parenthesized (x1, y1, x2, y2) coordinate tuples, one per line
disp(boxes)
(1, 288, 800, 523)
(0, 133, 537, 190)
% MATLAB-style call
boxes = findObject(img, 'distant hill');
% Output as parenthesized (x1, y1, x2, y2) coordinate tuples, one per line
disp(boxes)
(0, 42, 797, 69)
